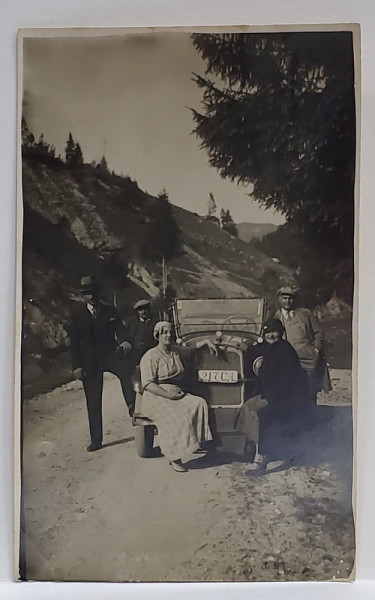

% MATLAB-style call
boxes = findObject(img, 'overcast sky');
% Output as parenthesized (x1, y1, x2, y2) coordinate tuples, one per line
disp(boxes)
(22, 32, 285, 225)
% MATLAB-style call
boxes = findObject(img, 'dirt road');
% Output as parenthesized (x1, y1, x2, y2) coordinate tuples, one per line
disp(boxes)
(21, 370, 354, 582)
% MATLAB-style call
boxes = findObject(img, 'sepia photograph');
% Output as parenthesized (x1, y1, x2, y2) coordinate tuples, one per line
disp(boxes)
(17, 26, 357, 582)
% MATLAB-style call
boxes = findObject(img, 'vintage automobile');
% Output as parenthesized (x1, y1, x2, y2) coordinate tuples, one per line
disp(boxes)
(132, 297, 267, 457)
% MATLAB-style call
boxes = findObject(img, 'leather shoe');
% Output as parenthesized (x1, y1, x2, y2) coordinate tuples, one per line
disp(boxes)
(87, 442, 102, 452)
(169, 459, 188, 472)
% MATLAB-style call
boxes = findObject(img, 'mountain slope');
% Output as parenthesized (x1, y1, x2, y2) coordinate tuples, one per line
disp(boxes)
(168, 206, 289, 299)
(21, 159, 292, 391)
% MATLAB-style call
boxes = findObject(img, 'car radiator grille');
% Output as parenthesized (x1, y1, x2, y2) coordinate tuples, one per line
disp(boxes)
(191, 347, 243, 407)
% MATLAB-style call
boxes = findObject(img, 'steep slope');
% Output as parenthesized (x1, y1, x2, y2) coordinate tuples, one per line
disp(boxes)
(21, 159, 292, 393)
(170, 207, 289, 298)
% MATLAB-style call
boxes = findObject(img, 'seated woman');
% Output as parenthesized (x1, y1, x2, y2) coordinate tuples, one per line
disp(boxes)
(237, 318, 309, 469)
(139, 321, 217, 473)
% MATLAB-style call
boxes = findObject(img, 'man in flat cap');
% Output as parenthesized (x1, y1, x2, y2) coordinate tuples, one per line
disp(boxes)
(69, 275, 134, 452)
(125, 299, 158, 370)
(274, 284, 331, 404)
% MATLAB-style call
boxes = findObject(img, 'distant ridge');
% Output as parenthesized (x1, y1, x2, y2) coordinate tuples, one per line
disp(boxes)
(237, 222, 278, 243)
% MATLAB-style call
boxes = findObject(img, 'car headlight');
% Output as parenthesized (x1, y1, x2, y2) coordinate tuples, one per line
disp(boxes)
(252, 355, 263, 376)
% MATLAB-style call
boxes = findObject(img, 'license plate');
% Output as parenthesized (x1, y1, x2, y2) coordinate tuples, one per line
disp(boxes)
(198, 369, 238, 383)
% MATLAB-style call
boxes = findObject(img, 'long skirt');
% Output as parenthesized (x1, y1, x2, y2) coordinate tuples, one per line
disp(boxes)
(141, 387, 213, 461)
(235, 394, 269, 445)
(236, 393, 309, 458)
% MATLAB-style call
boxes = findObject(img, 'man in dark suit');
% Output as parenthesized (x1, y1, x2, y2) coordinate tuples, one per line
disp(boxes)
(69, 275, 135, 452)
(125, 299, 158, 369)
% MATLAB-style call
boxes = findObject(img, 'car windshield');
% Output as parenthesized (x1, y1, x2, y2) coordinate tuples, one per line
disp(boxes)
(173, 298, 265, 336)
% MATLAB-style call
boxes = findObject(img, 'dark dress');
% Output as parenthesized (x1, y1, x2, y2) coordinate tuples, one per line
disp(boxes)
(259, 339, 309, 419)
(237, 340, 309, 458)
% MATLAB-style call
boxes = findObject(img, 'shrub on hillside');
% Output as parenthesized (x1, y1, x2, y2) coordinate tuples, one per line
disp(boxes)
(101, 255, 129, 290)
(140, 191, 182, 264)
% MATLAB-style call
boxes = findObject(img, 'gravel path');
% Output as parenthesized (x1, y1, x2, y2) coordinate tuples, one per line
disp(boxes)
(21, 369, 354, 582)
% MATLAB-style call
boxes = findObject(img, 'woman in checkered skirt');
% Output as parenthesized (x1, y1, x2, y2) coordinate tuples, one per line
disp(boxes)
(140, 321, 216, 472)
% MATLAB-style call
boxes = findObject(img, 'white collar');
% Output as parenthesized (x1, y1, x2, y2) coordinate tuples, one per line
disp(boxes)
(281, 308, 295, 318)
(87, 303, 96, 315)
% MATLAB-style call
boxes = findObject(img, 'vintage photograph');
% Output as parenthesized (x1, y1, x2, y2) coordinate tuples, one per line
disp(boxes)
(18, 27, 357, 582)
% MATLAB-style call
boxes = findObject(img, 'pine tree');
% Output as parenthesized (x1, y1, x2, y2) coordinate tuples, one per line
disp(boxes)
(192, 32, 355, 258)
(36, 133, 51, 156)
(220, 208, 238, 237)
(100, 155, 109, 173)
(65, 132, 75, 166)
(65, 133, 84, 170)
(207, 192, 217, 217)
(73, 143, 84, 169)
(21, 123, 62, 166)
(21, 117, 34, 146)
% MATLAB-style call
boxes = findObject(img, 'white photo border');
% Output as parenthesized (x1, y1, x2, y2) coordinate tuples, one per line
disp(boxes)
(2, 1, 374, 599)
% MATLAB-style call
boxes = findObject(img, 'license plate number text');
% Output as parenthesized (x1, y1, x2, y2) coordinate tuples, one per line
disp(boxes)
(198, 369, 238, 383)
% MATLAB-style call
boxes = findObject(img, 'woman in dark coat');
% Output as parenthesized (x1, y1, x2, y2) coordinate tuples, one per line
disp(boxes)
(237, 318, 309, 467)
(259, 319, 308, 417)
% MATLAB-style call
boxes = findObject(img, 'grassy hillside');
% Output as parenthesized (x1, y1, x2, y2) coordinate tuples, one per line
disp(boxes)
(21, 158, 293, 394)
(168, 207, 289, 298)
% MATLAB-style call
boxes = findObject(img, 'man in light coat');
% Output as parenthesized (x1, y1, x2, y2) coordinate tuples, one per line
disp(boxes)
(274, 284, 331, 404)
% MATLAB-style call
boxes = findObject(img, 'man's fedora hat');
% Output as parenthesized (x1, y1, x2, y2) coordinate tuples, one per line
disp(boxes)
(80, 275, 100, 293)
(134, 299, 151, 310)
(277, 284, 299, 297)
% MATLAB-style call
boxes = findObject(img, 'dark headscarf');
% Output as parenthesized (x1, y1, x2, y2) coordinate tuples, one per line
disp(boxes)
(261, 318, 285, 337)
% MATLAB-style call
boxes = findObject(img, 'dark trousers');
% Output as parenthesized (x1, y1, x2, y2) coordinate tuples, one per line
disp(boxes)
(82, 353, 135, 444)
(305, 357, 331, 405)
(305, 368, 322, 405)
